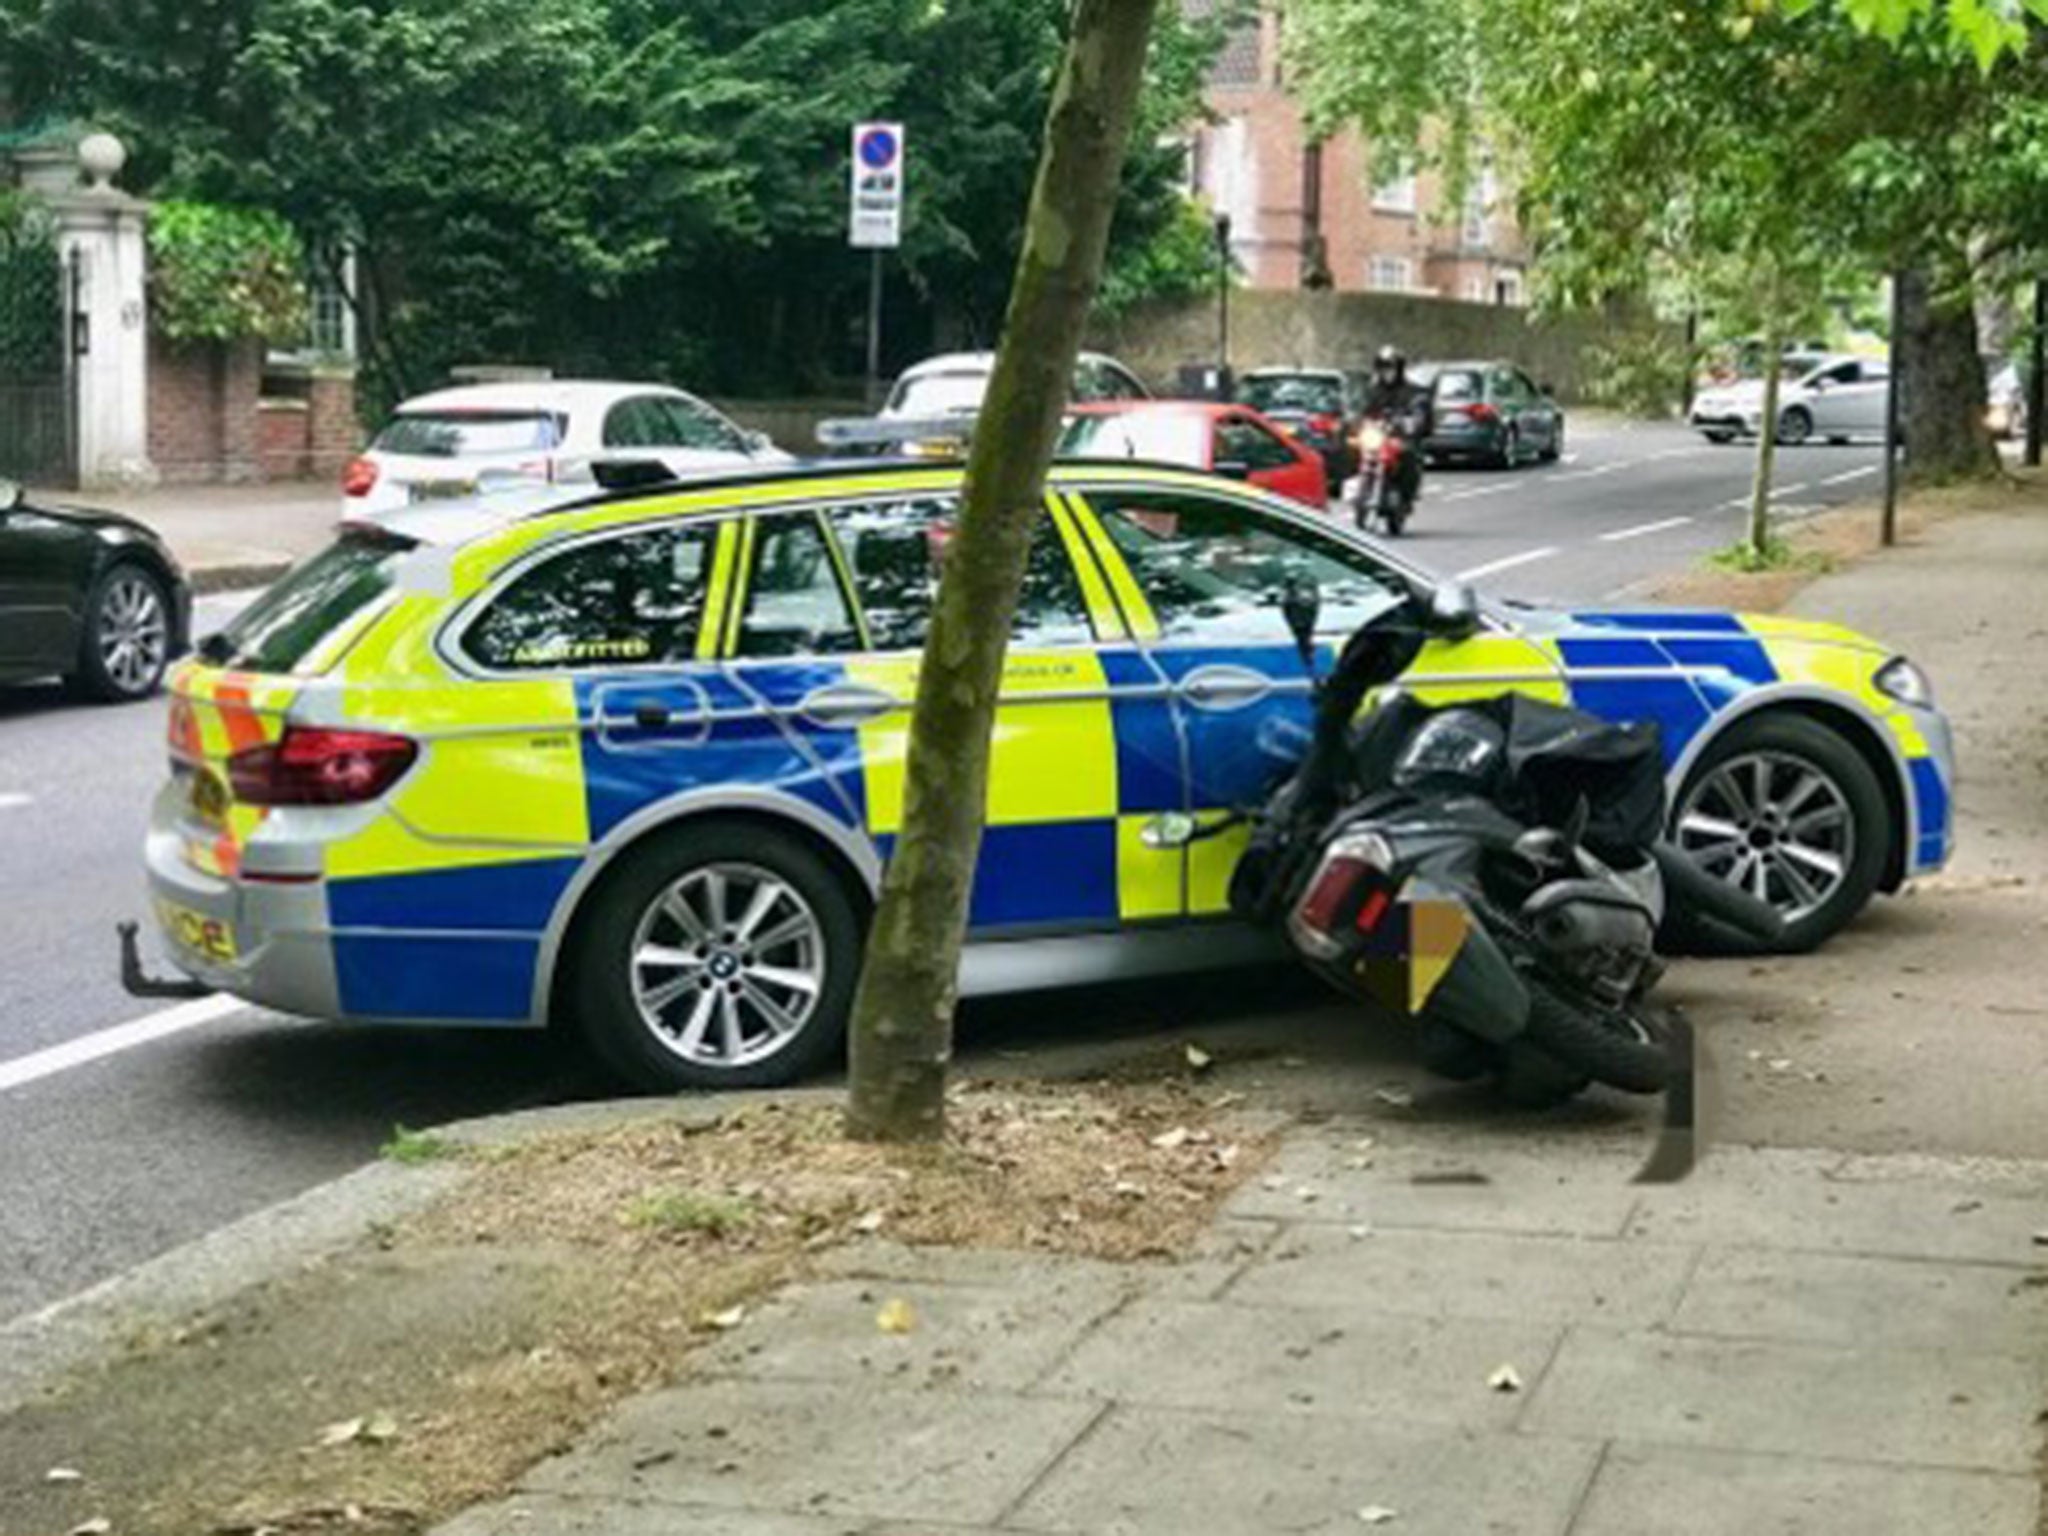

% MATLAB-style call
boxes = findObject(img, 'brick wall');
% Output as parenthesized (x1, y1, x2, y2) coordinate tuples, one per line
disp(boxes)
(257, 398, 309, 480)
(147, 337, 263, 483)
(306, 367, 360, 478)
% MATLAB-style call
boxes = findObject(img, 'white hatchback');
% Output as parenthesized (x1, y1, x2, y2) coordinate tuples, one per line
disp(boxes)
(343, 380, 789, 518)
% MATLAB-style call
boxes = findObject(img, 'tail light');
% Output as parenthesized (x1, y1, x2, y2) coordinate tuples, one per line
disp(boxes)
(1308, 412, 1340, 435)
(341, 456, 380, 497)
(228, 726, 418, 806)
(1288, 832, 1395, 961)
(1465, 402, 1499, 424)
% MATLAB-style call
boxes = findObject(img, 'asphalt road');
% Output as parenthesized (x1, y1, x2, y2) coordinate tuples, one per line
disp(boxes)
(0, 419, 1892, 1323)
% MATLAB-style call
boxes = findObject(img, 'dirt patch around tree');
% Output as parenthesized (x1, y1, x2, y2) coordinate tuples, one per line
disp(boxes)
(0, 1078, 1278, 1536)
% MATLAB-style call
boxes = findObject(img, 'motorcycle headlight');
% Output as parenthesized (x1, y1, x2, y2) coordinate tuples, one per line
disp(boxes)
(1874, 656, 1933, 708)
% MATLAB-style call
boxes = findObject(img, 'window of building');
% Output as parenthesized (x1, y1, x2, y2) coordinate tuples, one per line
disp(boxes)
(1371, 173, 1418, 215)
(1369, 256, 1414, 292)
(1462, 276, 1489, 304)
(1495, 270, 1527, 307)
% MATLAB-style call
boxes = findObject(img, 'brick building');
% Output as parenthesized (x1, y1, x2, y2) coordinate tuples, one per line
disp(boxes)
(1188, 5, 1529, 305)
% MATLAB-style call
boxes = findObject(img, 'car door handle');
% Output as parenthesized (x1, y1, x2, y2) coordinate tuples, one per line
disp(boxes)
(633, 702, 671, 729)
(798, 681, 903, 728)
(1178, 663, 1276, 711)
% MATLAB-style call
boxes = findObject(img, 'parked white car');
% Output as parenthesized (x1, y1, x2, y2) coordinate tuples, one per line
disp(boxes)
(1690, 353, 1891, 446)
(880, 350, 1150, 421)
(343, 380, 788, 518)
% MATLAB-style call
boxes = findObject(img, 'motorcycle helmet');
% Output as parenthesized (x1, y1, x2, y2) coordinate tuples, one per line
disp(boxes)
(1372, 343, 1407, 389)
(1391, 708, 1505, 792)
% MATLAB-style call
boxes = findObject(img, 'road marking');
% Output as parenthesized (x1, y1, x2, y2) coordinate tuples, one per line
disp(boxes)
(1559, 453, 1581, 465)
(1543, 463, 1622, 483)
(1600, 515, 1694, 543)
(1436, 482, 1518, 502)
(1457, 546, 1560, 581)
(0, 994, 246, 1095)
(1768, 482, 1810, 500)
(1822, 465, 1879, 486)
(0, 793, 30, 811)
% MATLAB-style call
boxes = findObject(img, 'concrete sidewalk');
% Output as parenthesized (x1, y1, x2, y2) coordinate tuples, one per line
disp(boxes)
(38, 480, 338, 590)
(437, 1135, 2046, 1535)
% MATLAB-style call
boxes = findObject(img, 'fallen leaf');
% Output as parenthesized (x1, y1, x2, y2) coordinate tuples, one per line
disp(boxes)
(1150, 1126, 1192, 1150)
(2032, 1232, 2048, 1247)
(1373, 1088, 1413, 1109)
(1293, 1186, 1322, 1203)
(316, 1418, 365, 1448)
(361, 1412, 399, 1443)
(1488, 1364, 1523, 1393)
(876, 1297, 917, 1334)
(1112, 1179, 1148, 1198)
(1184, 1044, 1214, 1071)
(852, 1210, 886, 1234)
(1348, 1224, 1373, 1240)
(1212, 1143, 1241, 1169)
(46, 1467, 84, 1483)
(1208, 1091, 1246, 1109)
(67, 1520, 110, 1536)
(1357, 1507, 1399, 1525)
(699, 1305, 748, 1332)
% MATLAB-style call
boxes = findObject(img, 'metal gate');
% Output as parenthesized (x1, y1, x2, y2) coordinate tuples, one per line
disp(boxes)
(0, 219, 74, 486)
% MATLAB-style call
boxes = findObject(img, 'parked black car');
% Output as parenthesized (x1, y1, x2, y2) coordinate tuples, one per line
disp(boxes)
(1412, 360, 1565, 468)
(0, 479, 190, 701)
(1237, 367, 1366, 484)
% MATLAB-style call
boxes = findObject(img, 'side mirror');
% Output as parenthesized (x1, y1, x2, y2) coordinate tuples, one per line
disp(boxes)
(1424, 581, 1481, 638)
(1538, 381, 1555, 398)
(1281, 571, 1321, 673)
(1213, 458, 1252, 480)
(743, 429, 774, 454)
(0, 478, 20, 513)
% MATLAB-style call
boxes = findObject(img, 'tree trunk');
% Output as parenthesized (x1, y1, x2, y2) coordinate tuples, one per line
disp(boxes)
(842, 0, 1161, 1144)
(1747, 316, 1784, 557)
(1896, 267, 1998, 483)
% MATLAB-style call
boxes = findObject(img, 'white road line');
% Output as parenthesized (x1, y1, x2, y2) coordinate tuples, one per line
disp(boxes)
(1559, 453, 1581, 465)
(0, 994, 246, 1095)
(1768, 482, 1811, 500)
(1542, 463, 1622, 483)
(1822, 465, 1879, 486)
(1600, 515, 1694, 543)
(1437, 482, 1518, 502)
(0, 793, 31, 811)
(1457, 546, 1560, 581)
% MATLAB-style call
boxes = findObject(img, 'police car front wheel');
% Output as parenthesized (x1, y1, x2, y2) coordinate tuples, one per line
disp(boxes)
(572, 823, 862, 1092)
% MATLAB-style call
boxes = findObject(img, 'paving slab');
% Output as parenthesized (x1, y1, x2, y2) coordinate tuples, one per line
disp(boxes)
(520, 1378, 1099, 1527)
(1568, 1442, 2038, 1536)
(435, 1493, 872, 1535)
(1523, 1326, 2044, 1473)
(1229, 1222, 1700, 1328)
(1669, 1244, 2048, 1355)
(1628, 1163, 2048, 1266)
(1005, 1404, 1601, 1536)
(693, 1274, 1131, 1393)
(1037, 1294, 1562, 1427)
(811, 1235, 1257, 1303)
(1224, 1134, 1647, 1236)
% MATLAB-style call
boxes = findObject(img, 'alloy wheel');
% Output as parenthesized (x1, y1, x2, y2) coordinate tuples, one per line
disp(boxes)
(628, 862, 826, 1068)
(1675, 750, 1855, 922)
(98, 573, 168, 695)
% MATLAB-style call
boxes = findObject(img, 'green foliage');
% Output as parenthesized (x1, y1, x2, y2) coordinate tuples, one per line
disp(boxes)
(1097, 199, 1225, 317)
(1785, 0, 2048, 71)
(1708, 534, 1832, 573)
(379, 1125, 455, 1165)
(147, 200, 308, 343)
(1, 0, 1221, 397)
(623, 1189, 756, 1237)
(1582, 330, 1692, 418)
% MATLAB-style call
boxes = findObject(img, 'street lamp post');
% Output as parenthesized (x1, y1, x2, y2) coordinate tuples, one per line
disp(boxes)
(1213, 211, 1232, 401)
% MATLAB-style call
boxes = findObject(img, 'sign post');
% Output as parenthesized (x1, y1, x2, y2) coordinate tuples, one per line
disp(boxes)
(850, 122, 905, 410)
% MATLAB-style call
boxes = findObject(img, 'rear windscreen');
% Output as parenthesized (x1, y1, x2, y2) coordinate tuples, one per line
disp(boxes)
(203, 532, 415, 674)
(372, 411, 563, 458)
(1240, 376, 1343, 414)
(1432, 370, 1485, 402)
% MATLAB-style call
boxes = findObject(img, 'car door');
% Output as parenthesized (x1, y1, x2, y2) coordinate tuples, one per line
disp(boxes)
(1216, 414, 1322, 506)
(1512, 368, 1558, 451)
(1070, 485, 1569, 914)
(1842, 361, 1889, 434)
(0, 503, 89, 677)
(1803, 361, 1866, 434)
(715, 491, 1184, 933)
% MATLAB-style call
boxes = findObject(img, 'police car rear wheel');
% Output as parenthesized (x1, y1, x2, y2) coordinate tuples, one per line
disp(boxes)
(574, 824, 861, 1092)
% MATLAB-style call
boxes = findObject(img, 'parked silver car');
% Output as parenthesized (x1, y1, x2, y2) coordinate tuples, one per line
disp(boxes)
(1691, 353, 1891, 445)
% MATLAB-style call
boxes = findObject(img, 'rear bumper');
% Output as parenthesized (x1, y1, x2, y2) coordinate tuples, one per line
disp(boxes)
(1422, 423, 1504, 459)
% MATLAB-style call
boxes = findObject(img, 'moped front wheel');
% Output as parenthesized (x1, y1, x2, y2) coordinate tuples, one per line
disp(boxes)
(1521, 983, 1672, 1095)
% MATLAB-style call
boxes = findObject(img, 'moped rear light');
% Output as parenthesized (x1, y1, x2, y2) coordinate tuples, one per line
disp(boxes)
(1289, 832, 1395, 959)
(228, 726, 418, 806)
(341, 456, 380, 497)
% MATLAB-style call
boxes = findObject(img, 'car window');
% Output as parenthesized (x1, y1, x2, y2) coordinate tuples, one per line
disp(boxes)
(461, 523, 715, 670)
(1059, 411, 1207, 466)
(601, 397, 667, 449)
(1489, 368, 1521, 401)
(659, 395, 749, 452)
(1432, 370, 1484, 403)
(825, 497, 1094, 651)
(1102, 361, 1148, 400)
(1216, 417, 1297, 471)
(736, 513, 860, 658)
(886, 371, 989, 417)
(373, 411, 562, 459)
(210, 530, 413, 674)
(1514, 370, 1542, 399)
(1811, 362, 1860, 386)
(1089, 491, 1411, 644)
(1240, 375, 1344, 414)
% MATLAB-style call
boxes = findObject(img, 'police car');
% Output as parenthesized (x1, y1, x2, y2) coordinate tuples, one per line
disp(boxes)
(136, 459, 1953, 1091)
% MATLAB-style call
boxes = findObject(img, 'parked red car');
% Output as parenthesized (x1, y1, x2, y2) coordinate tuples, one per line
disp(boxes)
(1058, 401, 1330, 509)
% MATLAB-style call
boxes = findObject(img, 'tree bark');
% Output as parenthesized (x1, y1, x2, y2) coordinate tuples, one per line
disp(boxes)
(1747, 312, 1784, 557)
(843, 0, 1161, 1144)
(1896, 267, 1998, 483)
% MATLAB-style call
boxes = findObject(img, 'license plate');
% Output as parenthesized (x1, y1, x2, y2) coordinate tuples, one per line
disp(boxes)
(157, 898, 237, 963)
(409, 478, 477, 502)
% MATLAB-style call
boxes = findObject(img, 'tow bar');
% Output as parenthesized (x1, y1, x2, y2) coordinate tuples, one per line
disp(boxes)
(116, 921, 214, 1000)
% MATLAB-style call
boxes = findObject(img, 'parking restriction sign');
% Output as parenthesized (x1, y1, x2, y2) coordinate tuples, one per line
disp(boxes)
(849, 121, 904, 249)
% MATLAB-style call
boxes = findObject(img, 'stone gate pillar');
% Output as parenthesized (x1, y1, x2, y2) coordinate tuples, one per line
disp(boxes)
(17, 130, 154, 487)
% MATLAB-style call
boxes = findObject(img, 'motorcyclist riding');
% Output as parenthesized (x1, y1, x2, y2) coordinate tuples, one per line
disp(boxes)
(1360, 344, 1430, 506)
